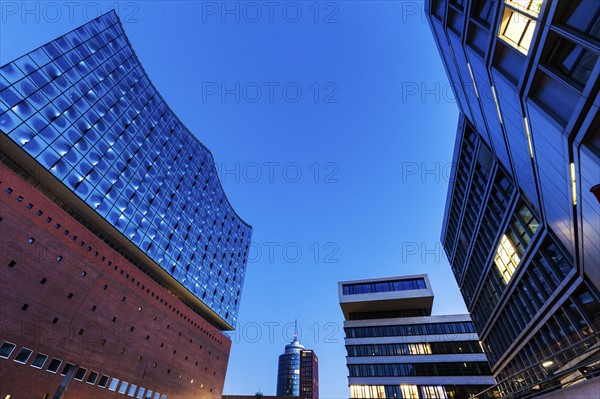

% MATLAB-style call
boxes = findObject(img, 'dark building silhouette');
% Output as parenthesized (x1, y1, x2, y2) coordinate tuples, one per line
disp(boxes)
(299, 350, 318, 399)
(0, 10, 252, 399)
(426, 1, 600, 397)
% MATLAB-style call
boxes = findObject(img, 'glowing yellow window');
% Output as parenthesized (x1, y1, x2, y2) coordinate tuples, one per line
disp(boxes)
(400, 385, 420, 399)
(494, 234, 521, 284)
(499, 1, 544, 55)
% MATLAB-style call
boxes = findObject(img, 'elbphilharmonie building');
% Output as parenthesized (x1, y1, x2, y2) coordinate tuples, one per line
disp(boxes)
(0, 10, 251, 399)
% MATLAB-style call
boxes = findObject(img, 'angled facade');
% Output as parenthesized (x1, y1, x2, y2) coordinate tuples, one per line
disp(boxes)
(339, 275, 496, 399)
(426, 0, 600, 397)
(0, 10, 251, 399)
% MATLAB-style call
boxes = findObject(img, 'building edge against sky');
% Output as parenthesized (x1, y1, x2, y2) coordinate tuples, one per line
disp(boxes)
(426, 0, 600, 397)
(0, 9, 253, 331)
(339, 274, 496, 399)
(0, 10, 251, 398)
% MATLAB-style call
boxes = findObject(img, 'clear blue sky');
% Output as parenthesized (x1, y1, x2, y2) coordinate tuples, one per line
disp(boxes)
(1, 1, 463, 397)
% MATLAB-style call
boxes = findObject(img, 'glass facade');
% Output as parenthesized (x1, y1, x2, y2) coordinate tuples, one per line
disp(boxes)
(428, 0, 600, 396)
(345, 321, 476, 338)
(346, 341, 483, 357)
(349, 384, 495, 399)
(342, 278, 426, 295)
(276, 339, 305, 397)
(0, 11, 252, 327)
(348, 362, 492, 377)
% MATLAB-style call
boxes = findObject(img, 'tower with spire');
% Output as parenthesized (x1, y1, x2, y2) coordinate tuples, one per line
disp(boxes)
(275, 321, 304, 397)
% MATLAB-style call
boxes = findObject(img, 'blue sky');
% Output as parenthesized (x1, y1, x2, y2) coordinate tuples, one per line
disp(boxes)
(1, 1, 463, 397)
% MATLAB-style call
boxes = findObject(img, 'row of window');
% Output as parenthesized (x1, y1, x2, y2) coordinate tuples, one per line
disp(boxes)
(0, 341, 167, 398)
(346, 340, 483, 357)
(499, 285, 600, 384)
(466, 201, 539, 333)
(444, 126, 478, 264)
(473, 233, 573, 336)
(460, 166, 513, 304)
(452, 142, 494, 278)
(349, 384, 494, 399)
(348, 308, 428, 321)
(342, 278, 426, 295)
(0, 177, 226, 344)
(345, 321, 476, 338)
(347, 361, 491, 377)
(484, 281, 600, 365)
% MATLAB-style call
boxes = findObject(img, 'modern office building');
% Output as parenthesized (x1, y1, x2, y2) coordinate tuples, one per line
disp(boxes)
(299, 350, 319, 399)
(276, 336, 305, 397)
(0, 10, 252, 399)
(426, 0, 600, 397)
(339, 274, 496, 399)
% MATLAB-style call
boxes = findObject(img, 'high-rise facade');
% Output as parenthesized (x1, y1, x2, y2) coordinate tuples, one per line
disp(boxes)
(276, 337, 305, 397)
(0, 10, 252, 399)
(339, 275, 496, 399)
(299, 350, 318, 399)
(426, 0, 600, 397)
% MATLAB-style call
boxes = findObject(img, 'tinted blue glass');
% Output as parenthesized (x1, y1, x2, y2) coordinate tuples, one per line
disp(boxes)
(0, 11, 252, 327)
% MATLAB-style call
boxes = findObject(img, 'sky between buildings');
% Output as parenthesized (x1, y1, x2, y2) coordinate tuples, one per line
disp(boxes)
(1, 1, 463, 397)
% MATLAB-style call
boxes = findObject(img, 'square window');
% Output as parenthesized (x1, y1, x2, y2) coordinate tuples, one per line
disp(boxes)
(31, 353, 48, 368)
(119, 381, 129, 394)
(86, 371, 99, 385)
(0, 342, 17, 359)
(74, 367, 87, 381)
(98, 375, 110, 388)
(47, 358, 62, 373)
(145, 390, 153, 399)
(108, 377, 120, 391)
(14, 347, 33, 364)
(61, 362, 75, 376)
(136, 388, 146, 399)
(128, 384, 138, 397)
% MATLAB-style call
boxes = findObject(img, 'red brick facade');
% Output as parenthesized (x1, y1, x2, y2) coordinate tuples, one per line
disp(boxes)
(0, 163, 231, 398)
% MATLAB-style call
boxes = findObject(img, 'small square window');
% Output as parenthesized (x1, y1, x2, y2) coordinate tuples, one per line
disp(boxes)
(57, 255, 63, 261)
(31, 353, 48, 369)
(14, 347, 33, 364)
(74, 367, 87, 381)
(37, 210, 43, 216)
(98, 374, 110, 388)
(61, 363, 75, 376)
(47, 358, 62, 373)
(8, 260, 16, 267)
(108, 377, 120, 391)
(0, 342, 17, 359)
(27, 237, 35, 244)
(27, 203, 34, 209)
(86, 371, 99, 385)
(5, 187, 13, 194)
(16, 195, 23, 202)
(118, 381, 129, 394)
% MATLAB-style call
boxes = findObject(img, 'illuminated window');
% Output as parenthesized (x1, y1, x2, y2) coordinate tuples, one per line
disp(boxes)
(421, 386, 448, 399)
(349, 385, 385, 399)
(400, 385, 419, 399)
(408, 343, 432, 355)
(494, 234, 521, 284)
(499, 1, 544, 54)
